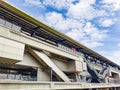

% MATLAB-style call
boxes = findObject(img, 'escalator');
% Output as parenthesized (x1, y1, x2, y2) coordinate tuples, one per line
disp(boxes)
(99, 67, 109, 79)
(84, 58, 100, 83)
(84, 58, 109, 83)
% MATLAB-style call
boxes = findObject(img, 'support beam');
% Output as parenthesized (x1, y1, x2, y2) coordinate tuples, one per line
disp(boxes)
(28, 48, 70, 82)
(42, 67, 53, 82)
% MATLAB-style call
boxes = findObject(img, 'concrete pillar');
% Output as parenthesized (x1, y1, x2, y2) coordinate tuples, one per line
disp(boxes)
(111, 87, 120, 90)
(113, 87, 116, 90)
(118, 73, 120, 78)
(105, 88, 109, 90)
(75, 72, 81, 82)
(101, 88, 109, 90)
(116, 87, 120, 90)
(105, 76, 109, 83)
(37, 68, 41, 81)
(89, 89, 92, 90)
(37, 67, 50, 81)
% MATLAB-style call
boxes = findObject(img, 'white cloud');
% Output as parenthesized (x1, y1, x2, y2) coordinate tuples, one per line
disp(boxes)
(67, 0, 108, 20)
(40, 12, 68, 32)
(117, 43, 120, 47)
(109, 51, 120, 65)
(81, 22, 107, 48)
(113, 51, 120, 58)
(98, 50, 120, 65)
(67, 0, 96, 20)
(39, 11, 108, 48)
(24, 0, 42, 6)
(66, 29, 105, 48)
(66, 29, 85, 41)
(84, 22, 108, 41)
(96, 10, 107, 17)
(40, 12, 84, 33)
(42, 0, 74, 10)
(81, 40, 104, 48)
(102, 0, 120, 11)
(99, 18, 115, 27)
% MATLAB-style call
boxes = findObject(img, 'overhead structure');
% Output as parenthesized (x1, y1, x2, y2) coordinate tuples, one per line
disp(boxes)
(0, 0, 120, 90)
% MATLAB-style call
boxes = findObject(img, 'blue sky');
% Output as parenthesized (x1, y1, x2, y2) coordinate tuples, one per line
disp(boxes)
(6, 0, 120, 65)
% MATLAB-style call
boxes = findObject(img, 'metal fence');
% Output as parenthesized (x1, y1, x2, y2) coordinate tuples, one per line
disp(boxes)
(57, 43, 84, 57)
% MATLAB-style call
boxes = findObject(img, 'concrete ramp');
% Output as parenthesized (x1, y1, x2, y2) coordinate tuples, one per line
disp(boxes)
(30, 49, 70, 82)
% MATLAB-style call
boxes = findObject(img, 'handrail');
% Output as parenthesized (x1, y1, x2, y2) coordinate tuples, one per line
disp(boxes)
(57, 43, 84, 57)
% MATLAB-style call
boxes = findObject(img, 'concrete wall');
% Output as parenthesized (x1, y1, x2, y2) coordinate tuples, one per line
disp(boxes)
(37, 67, 50, 81)
(51, 57, 83, 72)
(110, 67, 120, 77)
(0, 24, 120, 82)
(18, 52, 50, 81)
(111, 72, 119, 79)
(51, 58, 67, 71)
(67, 61, 76, 72)
(0, 25, 80, 61)
(17, 53, 40, 67)
(0, 36, 24, 63)
(51, 56, 86, 72)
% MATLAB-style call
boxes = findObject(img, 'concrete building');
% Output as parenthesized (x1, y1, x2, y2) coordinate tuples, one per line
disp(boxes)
(0, 1, 120, 90)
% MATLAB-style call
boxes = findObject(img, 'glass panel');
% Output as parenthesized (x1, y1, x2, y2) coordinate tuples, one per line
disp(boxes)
(12, 24, 21, 32)
(5, 21, 12, 28)
(0, 18, 5, 25)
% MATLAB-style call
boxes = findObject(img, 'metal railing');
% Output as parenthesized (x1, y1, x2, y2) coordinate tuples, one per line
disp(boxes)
(57, 43, 84, 57)
(0, 73, 37, 81)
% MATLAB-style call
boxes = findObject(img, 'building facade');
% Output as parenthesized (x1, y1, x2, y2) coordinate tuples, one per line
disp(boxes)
(0, 1, 120, 90)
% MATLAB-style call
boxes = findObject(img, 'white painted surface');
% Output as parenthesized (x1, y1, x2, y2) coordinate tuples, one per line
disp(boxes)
(0, 36, 24, 62)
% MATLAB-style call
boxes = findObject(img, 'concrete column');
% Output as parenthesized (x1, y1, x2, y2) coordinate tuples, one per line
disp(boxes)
(106, 88, 109, 90)
(118, 73, 120, 78)
(116, 87, 120, 90)
(105, 76, 109, 83)
(75, 73, 81, 82)
(113, 87, 116, 90)
(89, 89, 92, 90)
(37, 67, 50, 81)
(37, 68, 41, 81)
(101, 88, 109, 90)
